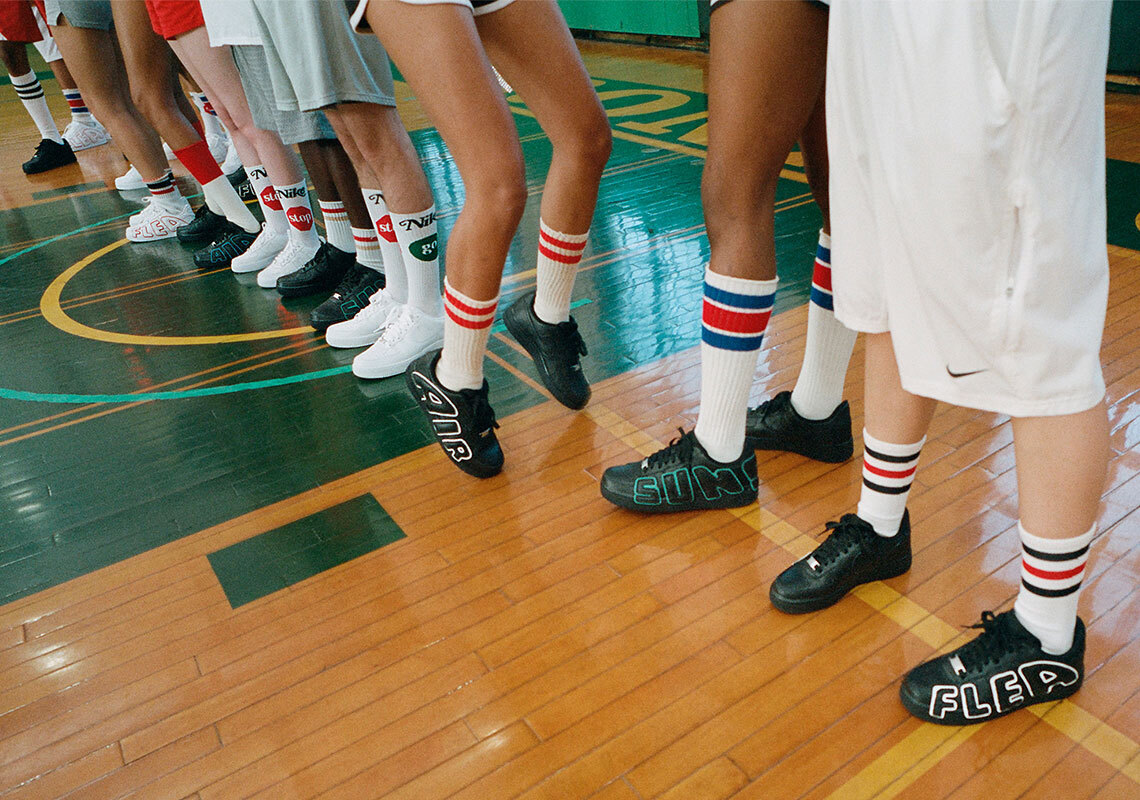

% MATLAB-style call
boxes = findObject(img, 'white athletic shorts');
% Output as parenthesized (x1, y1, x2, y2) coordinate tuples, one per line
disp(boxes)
(350, 0, 517, 33)
(200, 0, 260, 47)
(827, 0, 1111, 417)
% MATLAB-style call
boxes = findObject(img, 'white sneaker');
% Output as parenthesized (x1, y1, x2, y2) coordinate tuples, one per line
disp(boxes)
(325, 290, 398, 348)
(63, 117, 110, 151)
(255, 237, 320, 288)
(208, 132, 230, 164)
(231, 225, 288, 274)
(125, 200, 193, 242)
(221, 140, 242, 175)
(115, 165, 146, 191)
(352, 304, 445, 379)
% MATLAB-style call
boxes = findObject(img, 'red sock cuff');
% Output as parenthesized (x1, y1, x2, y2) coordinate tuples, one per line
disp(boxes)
(191, 118, 205, 141)
(173, 140, 222, 185)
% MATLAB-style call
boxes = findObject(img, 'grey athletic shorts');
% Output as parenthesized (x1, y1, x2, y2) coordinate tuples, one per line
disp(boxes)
(231, 45, 337, 145)
(43, 0, 113, 31)
(249, 0, 395, 112)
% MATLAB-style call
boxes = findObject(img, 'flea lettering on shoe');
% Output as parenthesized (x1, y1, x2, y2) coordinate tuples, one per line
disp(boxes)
(405, 350, 503, 479)
(600, 429, 758, 514)
(745, 390, 854, 463)
(901, 610, 1084, 725)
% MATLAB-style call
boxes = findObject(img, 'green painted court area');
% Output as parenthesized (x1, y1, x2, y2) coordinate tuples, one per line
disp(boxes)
(1, 73, 1137, 605)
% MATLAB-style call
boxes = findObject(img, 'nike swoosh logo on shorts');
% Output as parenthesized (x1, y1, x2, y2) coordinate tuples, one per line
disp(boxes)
(946, 366, 987, 378)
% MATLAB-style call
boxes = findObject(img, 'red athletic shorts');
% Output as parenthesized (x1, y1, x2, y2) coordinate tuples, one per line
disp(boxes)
(0, 1, 44, 42)
(144, 0, 203, 40)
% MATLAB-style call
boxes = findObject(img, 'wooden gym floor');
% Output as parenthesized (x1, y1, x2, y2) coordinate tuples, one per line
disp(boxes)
(1, 40, 1139, 800)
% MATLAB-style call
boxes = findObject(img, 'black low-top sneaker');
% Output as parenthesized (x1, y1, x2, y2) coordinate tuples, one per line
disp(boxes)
(901, 610, 1084, 725)
(193, 223, 257, 269)
(406, 350, 503, 478)
(176, 205, 227, 245)
(600, 429, 758, 513)
(769, 512, 911, 613)
(277, 242, 356, 298)
(745, 391, 854, 463)
(309, 263, 386, 332)
(22, 138, 76, 174)
(503, 291, 590, 410)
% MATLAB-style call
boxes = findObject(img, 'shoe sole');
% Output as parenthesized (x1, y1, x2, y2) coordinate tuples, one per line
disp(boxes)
(599, 483, 757, 514)
(503, 306, 590, 411)
(325, 331, 382, 349)
(126, 231, 181, 243)
(277, 279, 340, 299)
(768, 558, 911, 614)
(353, 337, 444, 380)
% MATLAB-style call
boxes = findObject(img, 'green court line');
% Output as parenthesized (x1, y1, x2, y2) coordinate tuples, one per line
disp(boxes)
(0, 300, 593, 405)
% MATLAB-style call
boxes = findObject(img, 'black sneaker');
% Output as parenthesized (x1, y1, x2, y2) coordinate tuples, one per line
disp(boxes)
(309, 263, 386, 332)
(276, 242, 356, 298)
(745, 391, 854, 463)
(192, 223, 257, 269)
(901, 610, 1084, 725)
(22, 138, 76, 174)
(600, 429, 758, 513)
(176, 205, 227, 245)
(503, 291, 590, 409)
(227, 166, 254, 201)
(405, 349, 503, 478)
(769, 512, 911, 613)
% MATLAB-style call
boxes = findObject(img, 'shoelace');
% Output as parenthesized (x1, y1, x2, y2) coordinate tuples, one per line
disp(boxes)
(954, 610, 1034, 670)
(556, 318, 588, 358)
(332, 264, 374, 299)
(376, 307, 415, 349)
(808, 514, 875, 568)
(645, 429, 695, 470)
(459, 386, 500, 432)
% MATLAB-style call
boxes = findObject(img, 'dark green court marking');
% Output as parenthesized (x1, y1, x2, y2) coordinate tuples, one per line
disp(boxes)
(207, 494, 405, 608)
(32, 182, 109, 201)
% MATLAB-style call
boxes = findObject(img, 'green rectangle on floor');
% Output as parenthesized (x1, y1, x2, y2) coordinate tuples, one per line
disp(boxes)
(207, 494, 405, 608)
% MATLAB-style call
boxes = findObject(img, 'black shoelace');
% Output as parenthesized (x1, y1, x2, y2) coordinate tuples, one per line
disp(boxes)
(955, 610, 1036, 671)
(459, 386, 500, 433)
(556, 318, 588, 358)
(809, 514, 876, 568)
(645, 429, 695, 470)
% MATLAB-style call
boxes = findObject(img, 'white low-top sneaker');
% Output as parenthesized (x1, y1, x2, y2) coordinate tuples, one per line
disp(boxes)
(163, 142, 175, 160)
(325, 290, 398, 349)
(255, 238, 320, 288)
(125, 200, 194, 242)
(231, 225, 288, 274)
(115, 165, 146, 191)
(352, 304, 445, 380)
(63, 117, 110, 151)
(220, 140, 242, 175)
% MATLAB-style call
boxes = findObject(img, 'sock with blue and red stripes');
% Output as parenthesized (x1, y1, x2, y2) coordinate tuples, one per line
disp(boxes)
(1014, 521, 1096, 653)
(693, 268, 778, 463)
(437, 278, 498, 391)
(857, 429, 924, 537)
(790, 230, 857, 420)
(192, 92, 225, 141)
(62, 88, 93, 124)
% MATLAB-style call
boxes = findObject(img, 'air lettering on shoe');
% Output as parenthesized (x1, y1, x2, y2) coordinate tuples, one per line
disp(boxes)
(408, 370, 473, 464)
(397, 212, 436, 231)
(927, 659, 1081, 720)
(287, 208, 314, 231)
(376, 216, 397, 243)
(259, 185, 282, 211)
(409, 234, 438, 261)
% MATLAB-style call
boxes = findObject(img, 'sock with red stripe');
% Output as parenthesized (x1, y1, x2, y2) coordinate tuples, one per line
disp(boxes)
(438, 278, 497, 391)
(247, 165, 286, 233)
(319, 201, 353, 253)
(857, 429, 924, 537)
(361, 189, 406, 301)
(353, 227, 383, 272)
(11, 70, 62, 143)
(389, 205, 442, 316)
(276, 181, 320, 250)
(534, 220, 588, 323)
(62, 88, 93, 124)
(174, 140, 256, 231)
(790, 231, 857, 420)
(145, 169, 186, 212)
(192, 92, 225, 141)
(693, 269, 778, 463)
(1014, 521, 1095, 654)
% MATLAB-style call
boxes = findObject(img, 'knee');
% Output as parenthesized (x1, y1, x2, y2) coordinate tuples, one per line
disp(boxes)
(701, 156, 778, 229)
(471, 158, 527, 227)
(130, 85, 168, 125)
(552, 112, 612, 175)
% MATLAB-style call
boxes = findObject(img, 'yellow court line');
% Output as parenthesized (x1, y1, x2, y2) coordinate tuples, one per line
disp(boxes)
(583, 402, 1140, 794)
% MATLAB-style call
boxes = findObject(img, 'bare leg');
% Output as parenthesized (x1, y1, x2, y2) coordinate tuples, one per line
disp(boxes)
(46, 55, 77, 91)
(298, 138, 370, 229)
(0, 40, 31, 76)
(863, 333, 937, 444)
